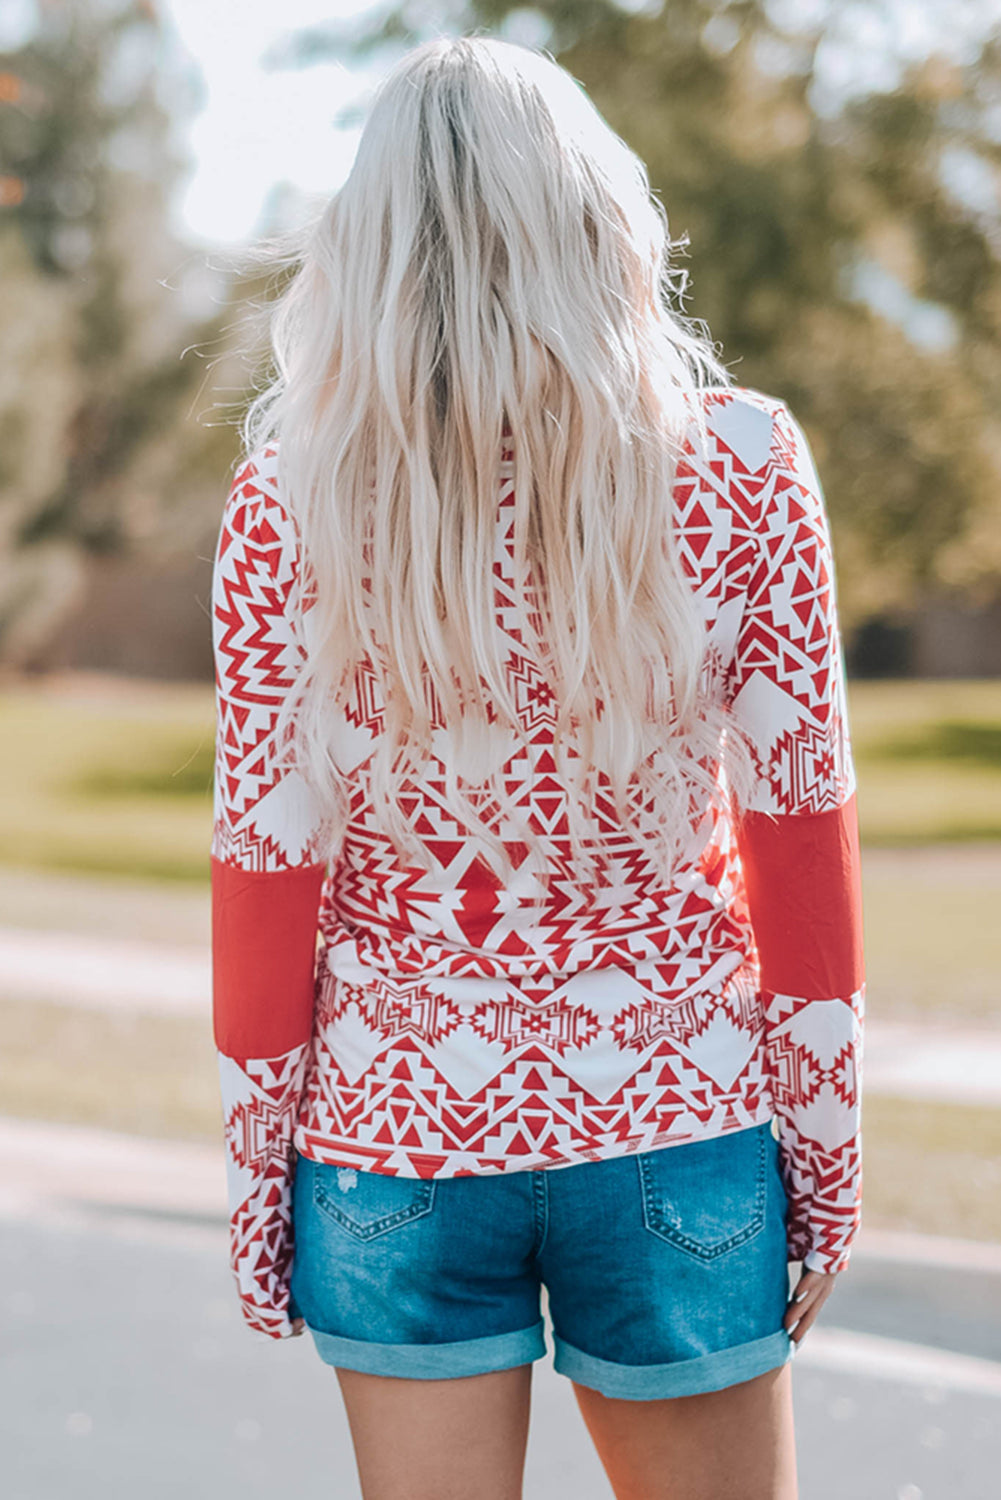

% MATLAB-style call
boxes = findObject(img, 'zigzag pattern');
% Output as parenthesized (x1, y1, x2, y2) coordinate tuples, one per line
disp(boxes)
(297, 964, 776, 1174)
(212, 387, 866, 1338)
(217, 1044, 309, 1338)
(211, 462, 326, 872)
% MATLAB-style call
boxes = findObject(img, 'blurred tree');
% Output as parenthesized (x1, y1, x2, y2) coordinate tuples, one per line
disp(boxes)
(282, 0, 1001, 629)
(0, 0, 239, 667)
(3, 0, 1000, 676)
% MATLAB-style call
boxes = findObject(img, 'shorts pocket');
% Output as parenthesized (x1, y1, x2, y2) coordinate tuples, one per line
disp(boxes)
(313, 1163, 437, 1242)
(637, 1124, 768, 1261)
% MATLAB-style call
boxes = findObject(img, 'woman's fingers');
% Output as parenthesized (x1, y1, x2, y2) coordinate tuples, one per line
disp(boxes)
(787, 1297, 823, 1342)
(784, 1269, 837, 1342)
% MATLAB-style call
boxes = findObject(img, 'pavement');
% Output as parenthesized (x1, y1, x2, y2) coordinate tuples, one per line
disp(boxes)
(2, 1113, 1000, 1499)
(2, 905, 1001, 1496)
(3, 923, 1001, 1105)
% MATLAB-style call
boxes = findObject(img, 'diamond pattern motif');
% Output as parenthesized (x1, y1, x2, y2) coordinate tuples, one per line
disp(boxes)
(211, 386, 865, 1337)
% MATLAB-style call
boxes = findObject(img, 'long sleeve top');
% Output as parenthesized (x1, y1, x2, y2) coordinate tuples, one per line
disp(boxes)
(210, 385, 865, 1338)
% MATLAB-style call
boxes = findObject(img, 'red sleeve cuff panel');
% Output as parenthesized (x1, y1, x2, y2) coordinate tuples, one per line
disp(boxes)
(736, 794, 864, 1001)
(211, 855, 326, 1058)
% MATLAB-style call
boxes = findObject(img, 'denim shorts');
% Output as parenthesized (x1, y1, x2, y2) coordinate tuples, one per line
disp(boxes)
(289, 1118, 795, 1400)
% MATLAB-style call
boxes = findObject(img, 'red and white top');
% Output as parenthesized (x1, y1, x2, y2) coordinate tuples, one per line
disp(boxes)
(211, 385, 865, 1339)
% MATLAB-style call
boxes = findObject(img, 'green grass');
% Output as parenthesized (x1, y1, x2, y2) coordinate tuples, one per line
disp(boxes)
(0, 674, 998, 883)
(0, 677, 215, 882)
(3, 672, 995, 1244)
(861, 1095, 1001, 1244)
(865, 720, 1001, 769)
(861, 845, 1001, 1028)
(0, 998, 222, 1145)
(850, 679, 1001, 844)
(71, 738, 216, 799)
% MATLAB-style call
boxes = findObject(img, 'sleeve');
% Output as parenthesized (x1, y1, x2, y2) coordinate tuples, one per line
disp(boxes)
(210, 453, 329, 1338)
(725, 400, 865, 1277)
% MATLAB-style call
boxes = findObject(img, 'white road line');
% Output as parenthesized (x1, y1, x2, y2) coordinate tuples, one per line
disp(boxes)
(2, 1116, 1001, 1271)
(4, 1116, 1001, 1395)
(3, 929, 1001, 1107)
(0, 1116, 227, 1217)
(848, 1225, 1001, 1275)
(862, 1020, 1001, 1107)
(0, 927, 209, 1014)
(796, 1326, 1001, 1397)
(0, 1195, 228, 1254)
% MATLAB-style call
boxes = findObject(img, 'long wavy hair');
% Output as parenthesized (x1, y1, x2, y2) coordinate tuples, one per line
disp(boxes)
(234, 34, 753, 897)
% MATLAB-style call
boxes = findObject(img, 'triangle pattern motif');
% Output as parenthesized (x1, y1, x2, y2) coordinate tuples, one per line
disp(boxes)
(210, 387, 866, 1336)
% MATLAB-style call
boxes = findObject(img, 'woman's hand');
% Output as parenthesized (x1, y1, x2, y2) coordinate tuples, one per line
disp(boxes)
(784, 1267, 838, 1345)
(291, 1317, 306, 1337)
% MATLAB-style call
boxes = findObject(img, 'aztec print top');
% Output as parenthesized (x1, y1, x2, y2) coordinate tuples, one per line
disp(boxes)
(210, 385, 865, 1339)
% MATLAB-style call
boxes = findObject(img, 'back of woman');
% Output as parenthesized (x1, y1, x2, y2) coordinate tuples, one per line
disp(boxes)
(210, 34, 863, 1500)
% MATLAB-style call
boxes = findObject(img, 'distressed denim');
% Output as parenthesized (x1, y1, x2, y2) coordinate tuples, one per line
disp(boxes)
(289, 1118, 795, 1399)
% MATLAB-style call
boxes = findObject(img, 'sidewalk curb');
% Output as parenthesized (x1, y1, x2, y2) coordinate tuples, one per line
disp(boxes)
(2, 1115, 1000, 1274)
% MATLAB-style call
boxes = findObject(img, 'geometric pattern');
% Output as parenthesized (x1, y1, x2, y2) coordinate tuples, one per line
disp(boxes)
(762, 986, 865, 1271)
(210, 466, 327, 872)
(210, 385, 866, 1336)
(217, 1045, 309, 1338)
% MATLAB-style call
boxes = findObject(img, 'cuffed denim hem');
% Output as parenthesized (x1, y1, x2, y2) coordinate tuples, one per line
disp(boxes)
(553, 1327, 795, 1400)
(308, 1318, 548, 1379)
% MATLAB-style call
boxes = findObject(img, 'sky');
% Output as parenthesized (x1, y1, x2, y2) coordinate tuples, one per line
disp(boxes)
(161, 0, 390, 246)
(2, 0, 997, 247)
(155, 0, 1001, 248)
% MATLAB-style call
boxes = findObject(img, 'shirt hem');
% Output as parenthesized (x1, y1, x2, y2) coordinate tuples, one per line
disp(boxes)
(292, 1098, 778, 1178)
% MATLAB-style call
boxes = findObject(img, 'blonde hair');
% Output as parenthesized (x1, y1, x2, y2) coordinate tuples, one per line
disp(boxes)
(235, 34, 752, 896)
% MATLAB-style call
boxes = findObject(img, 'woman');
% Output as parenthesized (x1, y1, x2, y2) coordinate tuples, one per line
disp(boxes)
(210, 34, 864, 1500)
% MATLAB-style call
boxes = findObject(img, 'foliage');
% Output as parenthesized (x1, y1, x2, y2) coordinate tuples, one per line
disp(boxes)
(288, 0, 1001, 626)
(3, 0, 1001, 668)
(0, 0, 241, 665)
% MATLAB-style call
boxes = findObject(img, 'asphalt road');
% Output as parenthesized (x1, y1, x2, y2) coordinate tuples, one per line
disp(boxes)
(1, 1204, 999, 1500)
